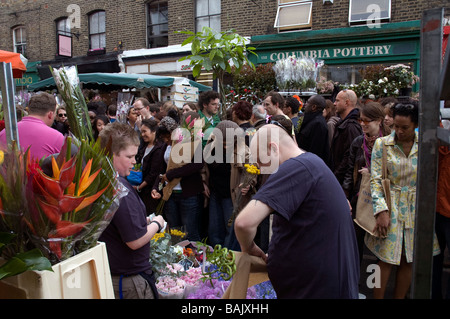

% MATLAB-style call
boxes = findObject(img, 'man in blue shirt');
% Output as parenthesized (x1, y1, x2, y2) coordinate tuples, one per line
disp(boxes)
(235, 124, 360, 299)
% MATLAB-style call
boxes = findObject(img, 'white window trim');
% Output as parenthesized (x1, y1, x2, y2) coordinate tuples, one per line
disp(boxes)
(348, 0, 391, 25)
(195, 0, 221, 33)
(13, 26, 26, 54)
(88, 11, 106, 50)
(274, 1, 312, 30)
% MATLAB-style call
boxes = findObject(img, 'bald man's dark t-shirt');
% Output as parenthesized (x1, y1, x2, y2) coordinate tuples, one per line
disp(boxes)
(253, 152, 359, 299)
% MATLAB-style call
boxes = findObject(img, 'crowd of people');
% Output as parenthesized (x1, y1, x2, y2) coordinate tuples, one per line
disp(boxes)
(0, 86, 449, 300)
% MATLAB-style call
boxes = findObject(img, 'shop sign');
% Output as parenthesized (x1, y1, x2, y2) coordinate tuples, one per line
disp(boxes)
(15, 73, 40, 87)
(256, 41, 417, 63)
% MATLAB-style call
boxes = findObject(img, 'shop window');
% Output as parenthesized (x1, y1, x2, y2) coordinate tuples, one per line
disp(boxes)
(12, 26, 27, 57)
(147, 1, 169, 48)
(349, 0, 391, 26)
(274, 0, 312, 32)
(56, 18, 72, 57)
(88, 11, 106, 50)
(195, 0, 221, 33)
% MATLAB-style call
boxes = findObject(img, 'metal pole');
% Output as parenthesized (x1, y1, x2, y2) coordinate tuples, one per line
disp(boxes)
(0, 62, 20, 148)
(411, 7, 443, 299)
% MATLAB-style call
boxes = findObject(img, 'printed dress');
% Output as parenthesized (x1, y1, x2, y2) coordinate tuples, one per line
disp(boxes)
(365, 131, 440, 265)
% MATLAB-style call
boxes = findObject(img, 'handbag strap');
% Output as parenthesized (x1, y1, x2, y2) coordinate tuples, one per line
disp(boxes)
(382, 141, 388, 179)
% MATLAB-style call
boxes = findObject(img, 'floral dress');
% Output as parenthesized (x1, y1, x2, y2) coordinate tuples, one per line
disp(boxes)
(365, 131, 440, 265)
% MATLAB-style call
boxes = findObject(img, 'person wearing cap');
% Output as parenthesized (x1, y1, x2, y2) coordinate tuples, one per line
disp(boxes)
(235, 124, 360, 299)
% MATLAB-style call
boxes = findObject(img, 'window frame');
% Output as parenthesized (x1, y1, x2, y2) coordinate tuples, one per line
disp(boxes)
(195, 0, 221, 33)
(55, 17, 72, 57)
(348, 0, 391, 26)
(12, 26, 27, 56)
(274, 0, 312, 32)
(88, 10, 106, 50)
(146, 0, 169, 49)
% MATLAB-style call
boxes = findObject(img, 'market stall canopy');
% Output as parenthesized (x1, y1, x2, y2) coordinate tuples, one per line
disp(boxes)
(0, 50, 28, 78)
(27, 72, 211, 92)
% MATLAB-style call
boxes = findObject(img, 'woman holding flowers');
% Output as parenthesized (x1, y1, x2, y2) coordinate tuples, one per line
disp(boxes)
(98, 122, 166, 299)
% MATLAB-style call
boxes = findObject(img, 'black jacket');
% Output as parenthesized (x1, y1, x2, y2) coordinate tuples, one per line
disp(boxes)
(330, 108, 362, 185)
(296, 111, 330, 167)
(341, 135, 366, 213)
(137, 140, 167, 214)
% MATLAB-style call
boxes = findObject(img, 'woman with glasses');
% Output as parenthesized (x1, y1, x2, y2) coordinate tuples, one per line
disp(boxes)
(52, 106, 69, 136)
(342, 102, 391, 269)
(365, 100, 440, 299)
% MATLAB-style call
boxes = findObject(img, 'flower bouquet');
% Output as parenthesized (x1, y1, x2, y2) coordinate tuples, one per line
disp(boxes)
(0, 66, 126, 280)
(273, 55, 323, 92)
(155, 114, 210, 214)
(156, 275, 186, 299)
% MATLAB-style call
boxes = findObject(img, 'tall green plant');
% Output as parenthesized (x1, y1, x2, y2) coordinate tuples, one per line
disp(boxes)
(176, 27, 257, 116)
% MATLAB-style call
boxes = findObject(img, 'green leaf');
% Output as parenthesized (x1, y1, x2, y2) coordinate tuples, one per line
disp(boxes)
(203, 59, 212, 71)
(193, 64, 202, 78)
(181, 35, 195, 47)
(0, 249, 53, 280)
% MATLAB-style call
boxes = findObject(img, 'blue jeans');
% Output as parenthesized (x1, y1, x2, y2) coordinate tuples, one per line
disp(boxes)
(165, 193, 202, 242)
(432, 212, 450, 299)
(208, 191, 236, 249)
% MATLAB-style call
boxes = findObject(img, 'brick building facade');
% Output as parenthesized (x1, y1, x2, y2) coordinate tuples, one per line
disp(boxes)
(0, 0, 449, 85)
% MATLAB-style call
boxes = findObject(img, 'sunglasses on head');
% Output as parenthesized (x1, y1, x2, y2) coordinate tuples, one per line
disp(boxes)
(394, 103, 415, 110)
(269, 120, 292, 137)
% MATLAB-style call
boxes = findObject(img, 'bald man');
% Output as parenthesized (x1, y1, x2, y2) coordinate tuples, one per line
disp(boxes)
(330, 89, 362, 184)
(235, 125, 360, 299)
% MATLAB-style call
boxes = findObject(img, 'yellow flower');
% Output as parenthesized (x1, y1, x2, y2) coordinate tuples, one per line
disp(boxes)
(245, 164, 260, 175)
(0, 150, 4, 165)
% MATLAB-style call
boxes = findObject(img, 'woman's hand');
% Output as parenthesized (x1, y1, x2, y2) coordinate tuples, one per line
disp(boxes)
(239, 183, 250, 196)
(359, 167, 370, 174)
(203, 182, 210, 198)
(151, 189, 161, 199)
(373, 210, 390, 238)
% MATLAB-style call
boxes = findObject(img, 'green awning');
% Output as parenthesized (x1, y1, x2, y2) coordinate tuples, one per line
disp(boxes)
(28, 72, 211, 92)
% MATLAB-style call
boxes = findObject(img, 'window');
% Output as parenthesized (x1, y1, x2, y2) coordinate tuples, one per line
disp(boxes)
(13, 26, 26, 56)
(274, 0, 312, 32)
(147, 1, 168, 48)
(56, 18, 72, 57)
(56, 18, 71, 37)
(195, 0, 221, 33)
(88, 11, 106, 50)
(349, 0, 391, 26)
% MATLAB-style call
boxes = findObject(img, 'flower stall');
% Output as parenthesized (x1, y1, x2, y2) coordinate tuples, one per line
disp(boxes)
(0, 66, 127, 298)
(149, 230, 277, 299)
(344, 63, 420, 99)
(272, 55, 323, 97)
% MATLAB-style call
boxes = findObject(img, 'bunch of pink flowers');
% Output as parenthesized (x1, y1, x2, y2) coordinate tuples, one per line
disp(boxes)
(156, 275, 186, 298)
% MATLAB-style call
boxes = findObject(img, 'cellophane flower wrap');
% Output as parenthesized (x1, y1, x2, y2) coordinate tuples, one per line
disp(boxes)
(51, 66, 93, 142)
(25, 136, 127, 264)
(0, 66, 127, 278)
(156, 115, 210, 214)
(273, 55, 323, 92)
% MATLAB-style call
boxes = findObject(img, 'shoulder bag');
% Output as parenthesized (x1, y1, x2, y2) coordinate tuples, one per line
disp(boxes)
(354, 141, 391, 237)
